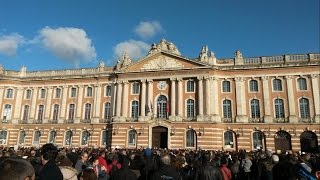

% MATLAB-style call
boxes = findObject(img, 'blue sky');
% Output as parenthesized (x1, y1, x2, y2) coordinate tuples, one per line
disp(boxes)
(0, 0, 319, 71)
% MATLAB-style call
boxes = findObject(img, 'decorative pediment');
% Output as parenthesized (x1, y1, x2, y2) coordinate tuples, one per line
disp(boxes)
(141, 56, 184, 70)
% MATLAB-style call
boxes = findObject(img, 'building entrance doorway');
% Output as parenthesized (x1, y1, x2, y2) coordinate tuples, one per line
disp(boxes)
(152, 126, 168, 148)
(300, 131, 319, 153)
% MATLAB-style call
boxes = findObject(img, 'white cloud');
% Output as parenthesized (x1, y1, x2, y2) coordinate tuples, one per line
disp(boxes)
(39, 27, 96, 67)
(113, 39, 150, 60)
(0, 33, 24, 56)
(134, 21, 163, 39)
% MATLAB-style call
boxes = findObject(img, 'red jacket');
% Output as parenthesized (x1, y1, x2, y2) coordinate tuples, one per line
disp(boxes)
(220, 164, 232, 180)
(98, 156, 108, 173)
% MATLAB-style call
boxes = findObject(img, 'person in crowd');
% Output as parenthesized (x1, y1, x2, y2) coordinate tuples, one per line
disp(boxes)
(38, 143, 63, 180)
(87, 156, 109, 180)
(80, 168, 98, 180)
(111, 155, 137, 180)
(239, 153, 252, 180)
(272, 160, 298, 180)
(220, 156, 232, 180)
(0, 157, 35, 180)
(152, 153, 181, 180)
(56, 153, 78, 180)
(75, 151, 89, 176)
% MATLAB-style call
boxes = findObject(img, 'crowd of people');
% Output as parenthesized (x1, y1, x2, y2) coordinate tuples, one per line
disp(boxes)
(0, 144, 319, 180)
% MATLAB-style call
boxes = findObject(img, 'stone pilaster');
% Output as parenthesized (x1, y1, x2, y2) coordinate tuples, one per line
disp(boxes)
(211, 77, 220, 122)
(169, 78, 176, 121)
(0, 87, 4, 113)
(93, 84, 102, 123)
(177, 78, 183, 121)
(205, 76, 211, 115)
(59, 85, 68, 123)
(139, 79, 147, 121)
(147, 79, 153, 118)
(121, 80, 129, 121)
(285, 75, 297, 123)
(311, 74, 320, 123)
(75, 85, 84, 123)
(261, 76, 272, 123)
(13, 87, 23, 123)
(30, 87, 38, 121)
(197, 76, 204, 121)
(44, 87, 53, 123)
(115, 81, 123, 119)
(235, 77, 247, 122)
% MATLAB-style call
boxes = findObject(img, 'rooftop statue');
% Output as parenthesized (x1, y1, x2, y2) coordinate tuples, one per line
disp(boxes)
(122, 52, 132, 66)
(148, 39, 181, 55)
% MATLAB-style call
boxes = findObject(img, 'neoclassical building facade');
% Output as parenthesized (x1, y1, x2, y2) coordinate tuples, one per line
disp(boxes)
(0, 39, 319, 152)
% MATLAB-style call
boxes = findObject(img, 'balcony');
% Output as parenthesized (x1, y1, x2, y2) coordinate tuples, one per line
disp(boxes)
(222, 118, 235, 123)
(48, 120, 58, 124)
(18, 120, 28, 124)
(273, 118, 289, 123)
(82, 119, 91, 123)
(248, 118, 264, 123)
(33, 120, 43, 124)
(100, 119, 111, 123)
(65, 119, 74, 124)
(299, 118, 315, 123)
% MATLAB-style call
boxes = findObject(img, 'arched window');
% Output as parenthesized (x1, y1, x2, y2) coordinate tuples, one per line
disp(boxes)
(48, 131, 57, 143)
(132, 82, 140, 94)
(33, 130, 41, 146)
(40, 89, 46, 98)
(249, 80, 258, 92)
(273, 79, 282, 91)
(18, 130, 26, 144)
(223, 100, 232, 118)
(6, 88, 13, 98)
(23, 105, 30, 121)
(81, 130, 90, 146)
(300, 131, 318, 153)
(299, 98, 310, 119)
(275, 130, 292, 151)
(250, 99, 260, 118)
(101, 130, 110, 146)
(222, 81, 231, 92)
(68, 104, 75, 120)
(37, 105, 44, 121)
(52, 104, 59, 121)
(253, 131, 264, 150)
(131, 101, 139, 121)
(274, 98, 285, 118)
(25, 89, 32, 99)
(186, 99, 195, 119)
(187, 80, 195, 92)
(186, 129, 196, 147)
(2, 104, 12, 121)
(0, 130, 7, 145)
(298, 77, 307, 90)
(105, 85, 112, 96)
(55, 88, 61, 98)
(128, 130, 137, 147)
(224, 131, 235, 149)
(104, 102, 111, 120)
(157, 95, 168, 118)
(64, 131, 73, 146)
(84, 103, 91, 120)
(86, 87, 93, 97)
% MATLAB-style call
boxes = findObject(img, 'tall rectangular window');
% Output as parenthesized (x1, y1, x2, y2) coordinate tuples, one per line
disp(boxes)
(52, 104, 59, 120)
(87, 87, 93, 97)
(71, 87, 77, 97)
(250, 99, 260, 118)
(132, 82, 140, 94)
(187, 80, 195, 92)
(68, 104, 75, 120)
(6, 89, 13, 98)
(26, 89, 32, 99)
(222, 81, 231, 92)
(84, 103, 91, 120)
(38, 105, 44, 120)
(274, 99, 284, 118)
(223, 100, 232, 118)
(55, 88, 61, 98)
(273, 79, 282, 91)
(104, 102, 111, 120)
(40, 89, 46, 98)
(23, 105, 29, 121)
(106, 85, 111, 96)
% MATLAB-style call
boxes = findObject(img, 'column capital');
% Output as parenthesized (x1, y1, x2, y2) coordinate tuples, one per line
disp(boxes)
(123, 80, 129, 84)
(147, 79, 153, 83)
(285, 75, 294, 80)
(170, 77, 177, 81)
(261, 76, 269, 81)
(235, 77, 245, 82)
(176, 77, 183, 82)
(197, 76, 204, 80)
(204, 76, 211, 80)
(77, 85, 84, 88)
(47, 86, 53, 90)
(140, 79, 147, 83)
(211, 76, 218, 81)
(311, 74, 319, 79)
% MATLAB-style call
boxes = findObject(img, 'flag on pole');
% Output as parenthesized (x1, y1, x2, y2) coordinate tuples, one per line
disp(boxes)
(166, 103, 170, 118)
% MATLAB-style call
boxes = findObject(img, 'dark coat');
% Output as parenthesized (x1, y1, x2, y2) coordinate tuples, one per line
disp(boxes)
(151, 164, 181, 180)
(112, 165, 137, 180)
(38, 160, 63, 180)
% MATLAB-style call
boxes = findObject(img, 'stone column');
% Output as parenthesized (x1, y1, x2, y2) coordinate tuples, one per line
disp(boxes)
(235, 77, 247, 122)
(311, 74, 320, 123)
(30, 87, 38, 121)
(285, 75, 297, 123)
(139, 79, 147, 120)
(111, 82, 117, 117)
(75, 85, 84, 123)
(147, 79, 153, 118)
(13, 87, 23, 123)
(211, 77, 220, 122)
(122, 80, 129, 121)
(177, 78, 183, 121)
(44, 87, 53, 123)
(59, 85, 68, 123)
(262, 76, 272, 123)
(169, 78, 176, 120)
(197, 76, 204, 121)
(0, 87, 4, 110)
(93, 84, 102, 123)
(116, 81, 123, 118)
(205, 76, 211, 116)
